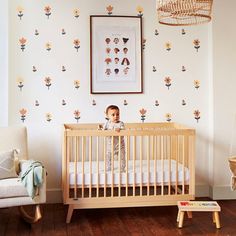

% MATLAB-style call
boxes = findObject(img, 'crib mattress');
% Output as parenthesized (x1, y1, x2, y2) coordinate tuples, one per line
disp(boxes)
(68, 159, 189, 186)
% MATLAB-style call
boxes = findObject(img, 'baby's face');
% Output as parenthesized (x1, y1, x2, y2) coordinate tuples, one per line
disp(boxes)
(107, 109, 120, 123)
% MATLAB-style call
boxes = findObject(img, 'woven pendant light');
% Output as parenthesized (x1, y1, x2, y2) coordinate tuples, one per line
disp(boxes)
(157, 0, 213, 26)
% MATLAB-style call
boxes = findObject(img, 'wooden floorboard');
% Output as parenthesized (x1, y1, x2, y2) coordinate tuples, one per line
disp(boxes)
(1, 199, 236, 235)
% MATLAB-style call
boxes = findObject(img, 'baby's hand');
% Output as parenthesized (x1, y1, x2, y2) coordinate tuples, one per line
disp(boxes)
(115, 128, 121, 132)
(97, 124, 103, 130)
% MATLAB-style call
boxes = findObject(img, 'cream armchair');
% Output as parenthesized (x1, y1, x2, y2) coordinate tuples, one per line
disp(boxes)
(0, 125, 46, 223)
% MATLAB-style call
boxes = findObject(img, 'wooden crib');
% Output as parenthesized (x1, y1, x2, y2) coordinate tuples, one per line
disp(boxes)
(62, 123, 195, 223)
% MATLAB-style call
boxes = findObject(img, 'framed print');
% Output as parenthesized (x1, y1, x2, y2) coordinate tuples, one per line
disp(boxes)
(90, 15, 143, 94)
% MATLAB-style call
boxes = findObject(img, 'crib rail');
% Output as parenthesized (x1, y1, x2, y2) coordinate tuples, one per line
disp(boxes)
(62, 123, 195, 223)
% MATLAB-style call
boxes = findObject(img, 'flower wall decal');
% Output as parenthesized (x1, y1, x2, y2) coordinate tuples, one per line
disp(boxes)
(155, 100, 159, 106)
(74, 80, 80, 89)
(35, 100, 39, 106)
(19, 37, 27, 51)
(44, 77, 52, 89)
(155, 29, 159, 36)
(62, 65, 66, 72)
(45, 42, 52, 51)
(164, 76, 172, 90)
(92, 99, 96, 106)
(193, 39, 200, 52)
(17, 6, 24, 20)
(139, 108, 147, 122)
(35, 29, 39, 35)
(106, 5, 113, 15)
(194, 80, 200, 89)
(74, 39, 80, 52)
(32, 66, 37, 72)
(74, 110, 81, 123)
(62, 99, 66, 106)
(17, 77, 24, 91)
(123, 100, 128, 106)
(44, 6, 52, 19)
(19, 108, 27, 122)
(61, 29, 66, 35)
(165, 42, 171, 51)
(194, 110, 201, 122)
(74, 9, 80, 18)
(46, 113, 52, 122)
(136, 6, 143, 16)
(165, 113, 172, 122)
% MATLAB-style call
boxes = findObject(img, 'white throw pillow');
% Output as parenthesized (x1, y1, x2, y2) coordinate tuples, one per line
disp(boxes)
(0, 149, 19, 179)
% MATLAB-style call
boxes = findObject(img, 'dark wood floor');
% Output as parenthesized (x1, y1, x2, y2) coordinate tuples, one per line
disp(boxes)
(1, 199, 236, 236)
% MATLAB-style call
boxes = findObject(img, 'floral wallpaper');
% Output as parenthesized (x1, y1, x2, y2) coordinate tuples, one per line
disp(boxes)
(10, 0, 209, 127)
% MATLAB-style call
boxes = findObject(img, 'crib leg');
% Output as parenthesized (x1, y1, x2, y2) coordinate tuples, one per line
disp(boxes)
(66, 204, 74, 223)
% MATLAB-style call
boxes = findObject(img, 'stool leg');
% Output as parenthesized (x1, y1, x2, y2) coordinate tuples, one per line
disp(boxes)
(187, 211, 192, 218)
(213, 212, 221, 229)
(212, 212, 216, 223)
(178, 211, 185, 228)
(177, 210, 180, 222)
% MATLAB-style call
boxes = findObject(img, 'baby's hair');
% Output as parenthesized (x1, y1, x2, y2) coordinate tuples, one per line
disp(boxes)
(105, 105, 119, 115)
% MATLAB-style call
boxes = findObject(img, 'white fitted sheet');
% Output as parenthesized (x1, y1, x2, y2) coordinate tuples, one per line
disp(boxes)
(69, 159, 189, 186)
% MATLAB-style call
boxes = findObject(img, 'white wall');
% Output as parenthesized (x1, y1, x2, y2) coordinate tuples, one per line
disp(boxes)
(0, 0, 8, 126)
(7, 0, 213, 202)
(211, 0, 236, 199)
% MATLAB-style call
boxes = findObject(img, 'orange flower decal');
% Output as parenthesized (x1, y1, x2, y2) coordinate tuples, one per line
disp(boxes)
(44, 5, 51, 19)
(19, 37, 27, 51)
(136, 6, 143, 16)
(165, 113, 172, 122)
(164, 77, 172, 89)
(74, 39, 80, 52)
(194, 110, 201, 122)
(19, 108, 27, 122)
(17, 6, 24, 20)
(193, 39, 200, 52)
(74, 110, 81, 123)
(106, 5, 113, 15)
(139, 108, 147, 122)
(44, 77, 52, 89)
(74, 9, 80, 18)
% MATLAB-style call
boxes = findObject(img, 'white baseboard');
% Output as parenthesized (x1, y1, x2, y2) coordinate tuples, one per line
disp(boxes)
(46, 184, 235, 204)
(209, 186, 236, 200)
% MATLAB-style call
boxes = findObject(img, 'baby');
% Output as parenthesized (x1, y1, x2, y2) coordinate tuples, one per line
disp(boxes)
(101, 105, 126, 172)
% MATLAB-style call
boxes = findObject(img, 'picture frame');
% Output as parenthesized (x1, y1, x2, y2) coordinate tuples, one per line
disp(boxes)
(90, 15, 143, 94)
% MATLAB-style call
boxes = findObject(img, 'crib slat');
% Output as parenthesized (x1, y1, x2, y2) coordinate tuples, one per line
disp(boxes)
(89, 136, 92, 198)
(182, 135, 186, 194)
(147, 136, 150, 196)
(82, 136, 85, 198)
(161, 136, 164, 196)
(96, 136, 99, 198)
(140, 136, 143, 196)
(118, 136, 121, 197)
(168, 136, 171, 195)
(111, 136, 114, 197)
(66, 137, 71, 201)
(103, 137, 106, 197)
(133, 136, 136, 196)
(154, 136, 157, 196)
(73, 137, 78, 200)
(126, 136, 129, 197)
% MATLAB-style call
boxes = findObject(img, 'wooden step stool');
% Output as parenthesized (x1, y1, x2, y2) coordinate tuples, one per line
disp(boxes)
(177, 201, 221, 229)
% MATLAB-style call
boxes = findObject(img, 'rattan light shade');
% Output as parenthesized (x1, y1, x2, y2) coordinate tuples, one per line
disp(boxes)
(157, 0, 213, 26)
